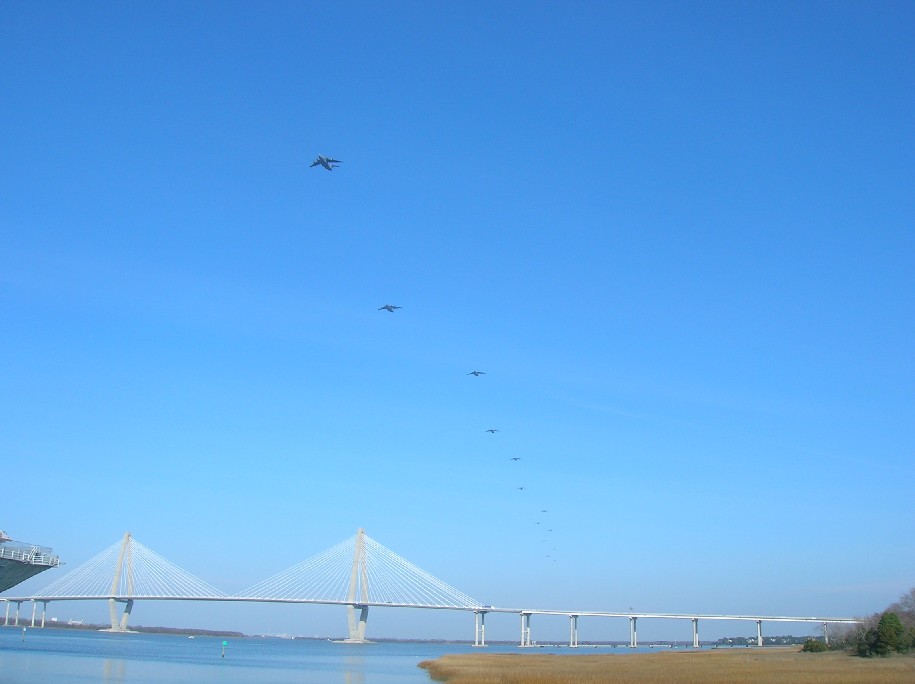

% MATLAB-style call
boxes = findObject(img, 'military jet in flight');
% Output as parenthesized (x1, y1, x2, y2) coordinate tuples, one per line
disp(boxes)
(378, 304, 401, 312)
(310, 155, 342, 170)
(467, 370, 486, 376)
(485, 428, 499, 433)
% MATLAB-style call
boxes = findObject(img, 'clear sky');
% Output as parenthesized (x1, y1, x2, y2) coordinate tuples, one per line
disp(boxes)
(2, 1, 913, 642)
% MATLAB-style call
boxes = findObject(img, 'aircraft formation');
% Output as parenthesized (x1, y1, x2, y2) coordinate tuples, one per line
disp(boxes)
(314, 152, 557, 561)
(373, 306, 557, 560)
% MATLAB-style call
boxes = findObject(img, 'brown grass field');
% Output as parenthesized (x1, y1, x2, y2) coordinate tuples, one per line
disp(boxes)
(418, 648, 915, 683)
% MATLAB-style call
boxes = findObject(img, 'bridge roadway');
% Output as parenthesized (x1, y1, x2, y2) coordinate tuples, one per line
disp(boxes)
(1, 595, 858, 648)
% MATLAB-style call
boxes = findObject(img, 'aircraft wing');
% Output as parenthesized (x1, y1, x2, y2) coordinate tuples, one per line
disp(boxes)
(326, 158, 342, 163)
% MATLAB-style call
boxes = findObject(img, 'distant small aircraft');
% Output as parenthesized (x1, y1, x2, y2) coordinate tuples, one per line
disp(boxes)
(467, 370, 486, 376)
(509, 457, 521, 461)
(378, 304, 401, 312)
(541, 509, 548, 513)
(485, 428, 499, 433)
(310, 155, 342, 170)
(517, 486, 525, 491)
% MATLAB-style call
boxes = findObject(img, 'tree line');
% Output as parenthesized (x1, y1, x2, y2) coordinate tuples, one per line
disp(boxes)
(804, 588, 915, 657)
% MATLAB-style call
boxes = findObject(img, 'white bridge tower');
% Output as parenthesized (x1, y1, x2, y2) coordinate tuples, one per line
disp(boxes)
(344, 528, 370, 642)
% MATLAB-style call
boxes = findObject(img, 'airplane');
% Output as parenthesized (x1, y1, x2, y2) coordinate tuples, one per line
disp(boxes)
(485, 428, 499, 433)
(378, 304, 401, 312)
(509, 457, 521, 461)
(517, 486, 525, 491)
(467, 370, 486, 376)
(310, 155, 342, 170)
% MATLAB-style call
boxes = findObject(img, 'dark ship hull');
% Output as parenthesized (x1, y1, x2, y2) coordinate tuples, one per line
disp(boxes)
(0, 531, 60, 593)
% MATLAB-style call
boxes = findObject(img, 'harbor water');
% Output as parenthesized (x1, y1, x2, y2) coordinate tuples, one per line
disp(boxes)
(0, 627, 675, 683)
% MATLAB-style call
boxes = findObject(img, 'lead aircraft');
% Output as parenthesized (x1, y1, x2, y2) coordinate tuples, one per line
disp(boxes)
(310, 154, 342, 170)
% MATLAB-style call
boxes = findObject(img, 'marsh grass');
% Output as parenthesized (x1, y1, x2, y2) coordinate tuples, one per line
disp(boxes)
(418, 648, 915, 683)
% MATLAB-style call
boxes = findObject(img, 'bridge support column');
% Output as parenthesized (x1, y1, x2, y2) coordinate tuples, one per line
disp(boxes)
(108, 598, 119, 630)
(3, 601, 9, 626)
(120, 599, 134, 631)
(30, 600, 37, 627)
(569, 615, 579, 648)
(756, 619, 763, 647)
(629, 616, 638, 648)
(107, 599, 134, 632)
(345, 604, 369, 643)
(13, 601, 21, 626)
(40, 601, 48, 628)
(520, 613, 532, 647)
(692, 618, 699, 648)
(474, 611, 487, 647)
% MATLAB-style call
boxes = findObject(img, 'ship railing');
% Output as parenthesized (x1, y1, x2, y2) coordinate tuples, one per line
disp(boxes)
(0, 544, 60, 567)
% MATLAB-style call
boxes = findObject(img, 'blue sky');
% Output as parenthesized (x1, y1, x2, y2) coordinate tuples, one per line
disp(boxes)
(2, 1, 913, 641)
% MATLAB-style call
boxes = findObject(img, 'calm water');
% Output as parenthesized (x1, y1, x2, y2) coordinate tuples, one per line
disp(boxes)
(0, 627, 662, 683)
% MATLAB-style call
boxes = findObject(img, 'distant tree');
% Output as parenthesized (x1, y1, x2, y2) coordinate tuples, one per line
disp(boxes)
(888, 588, 915, 628)
(841, 588, 915, 657)
(801, 638, 828, 652)
(875, 612, 906, 655)
(856, 612, 908, 657)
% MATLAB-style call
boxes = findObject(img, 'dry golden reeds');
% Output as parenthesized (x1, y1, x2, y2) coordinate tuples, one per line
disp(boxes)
(418, 648, 915, 683)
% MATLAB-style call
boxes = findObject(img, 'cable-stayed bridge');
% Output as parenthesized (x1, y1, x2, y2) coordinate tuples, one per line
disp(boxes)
(2, 529, 858, 646)
(5, 529, 482, 642)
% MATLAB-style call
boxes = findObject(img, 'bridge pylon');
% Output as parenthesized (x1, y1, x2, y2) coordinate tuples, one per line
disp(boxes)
(29, 531, 227, 631)
(105, 532, 135, 632)
(344, 528, 370, 643)
(237, 527, 483, 642)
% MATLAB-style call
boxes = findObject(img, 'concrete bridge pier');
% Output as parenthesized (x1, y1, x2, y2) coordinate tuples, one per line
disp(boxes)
(520, 613, 532, 647)
(106, 598, 134, 632)
(473, 611, 487, 647)
(28, 600, 49, 628)
(629, 616, 638, 648)
(345, 604, 369, 643)
(569, 615, 579, 648)
(6, 601, 22, 626)
(691, 618, 699, 648)
(756, 619, 763, 647)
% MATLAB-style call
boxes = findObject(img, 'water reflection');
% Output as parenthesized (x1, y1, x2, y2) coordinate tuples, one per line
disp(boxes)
(343, 654, 367, 684)
(102, 658, 126, 683)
